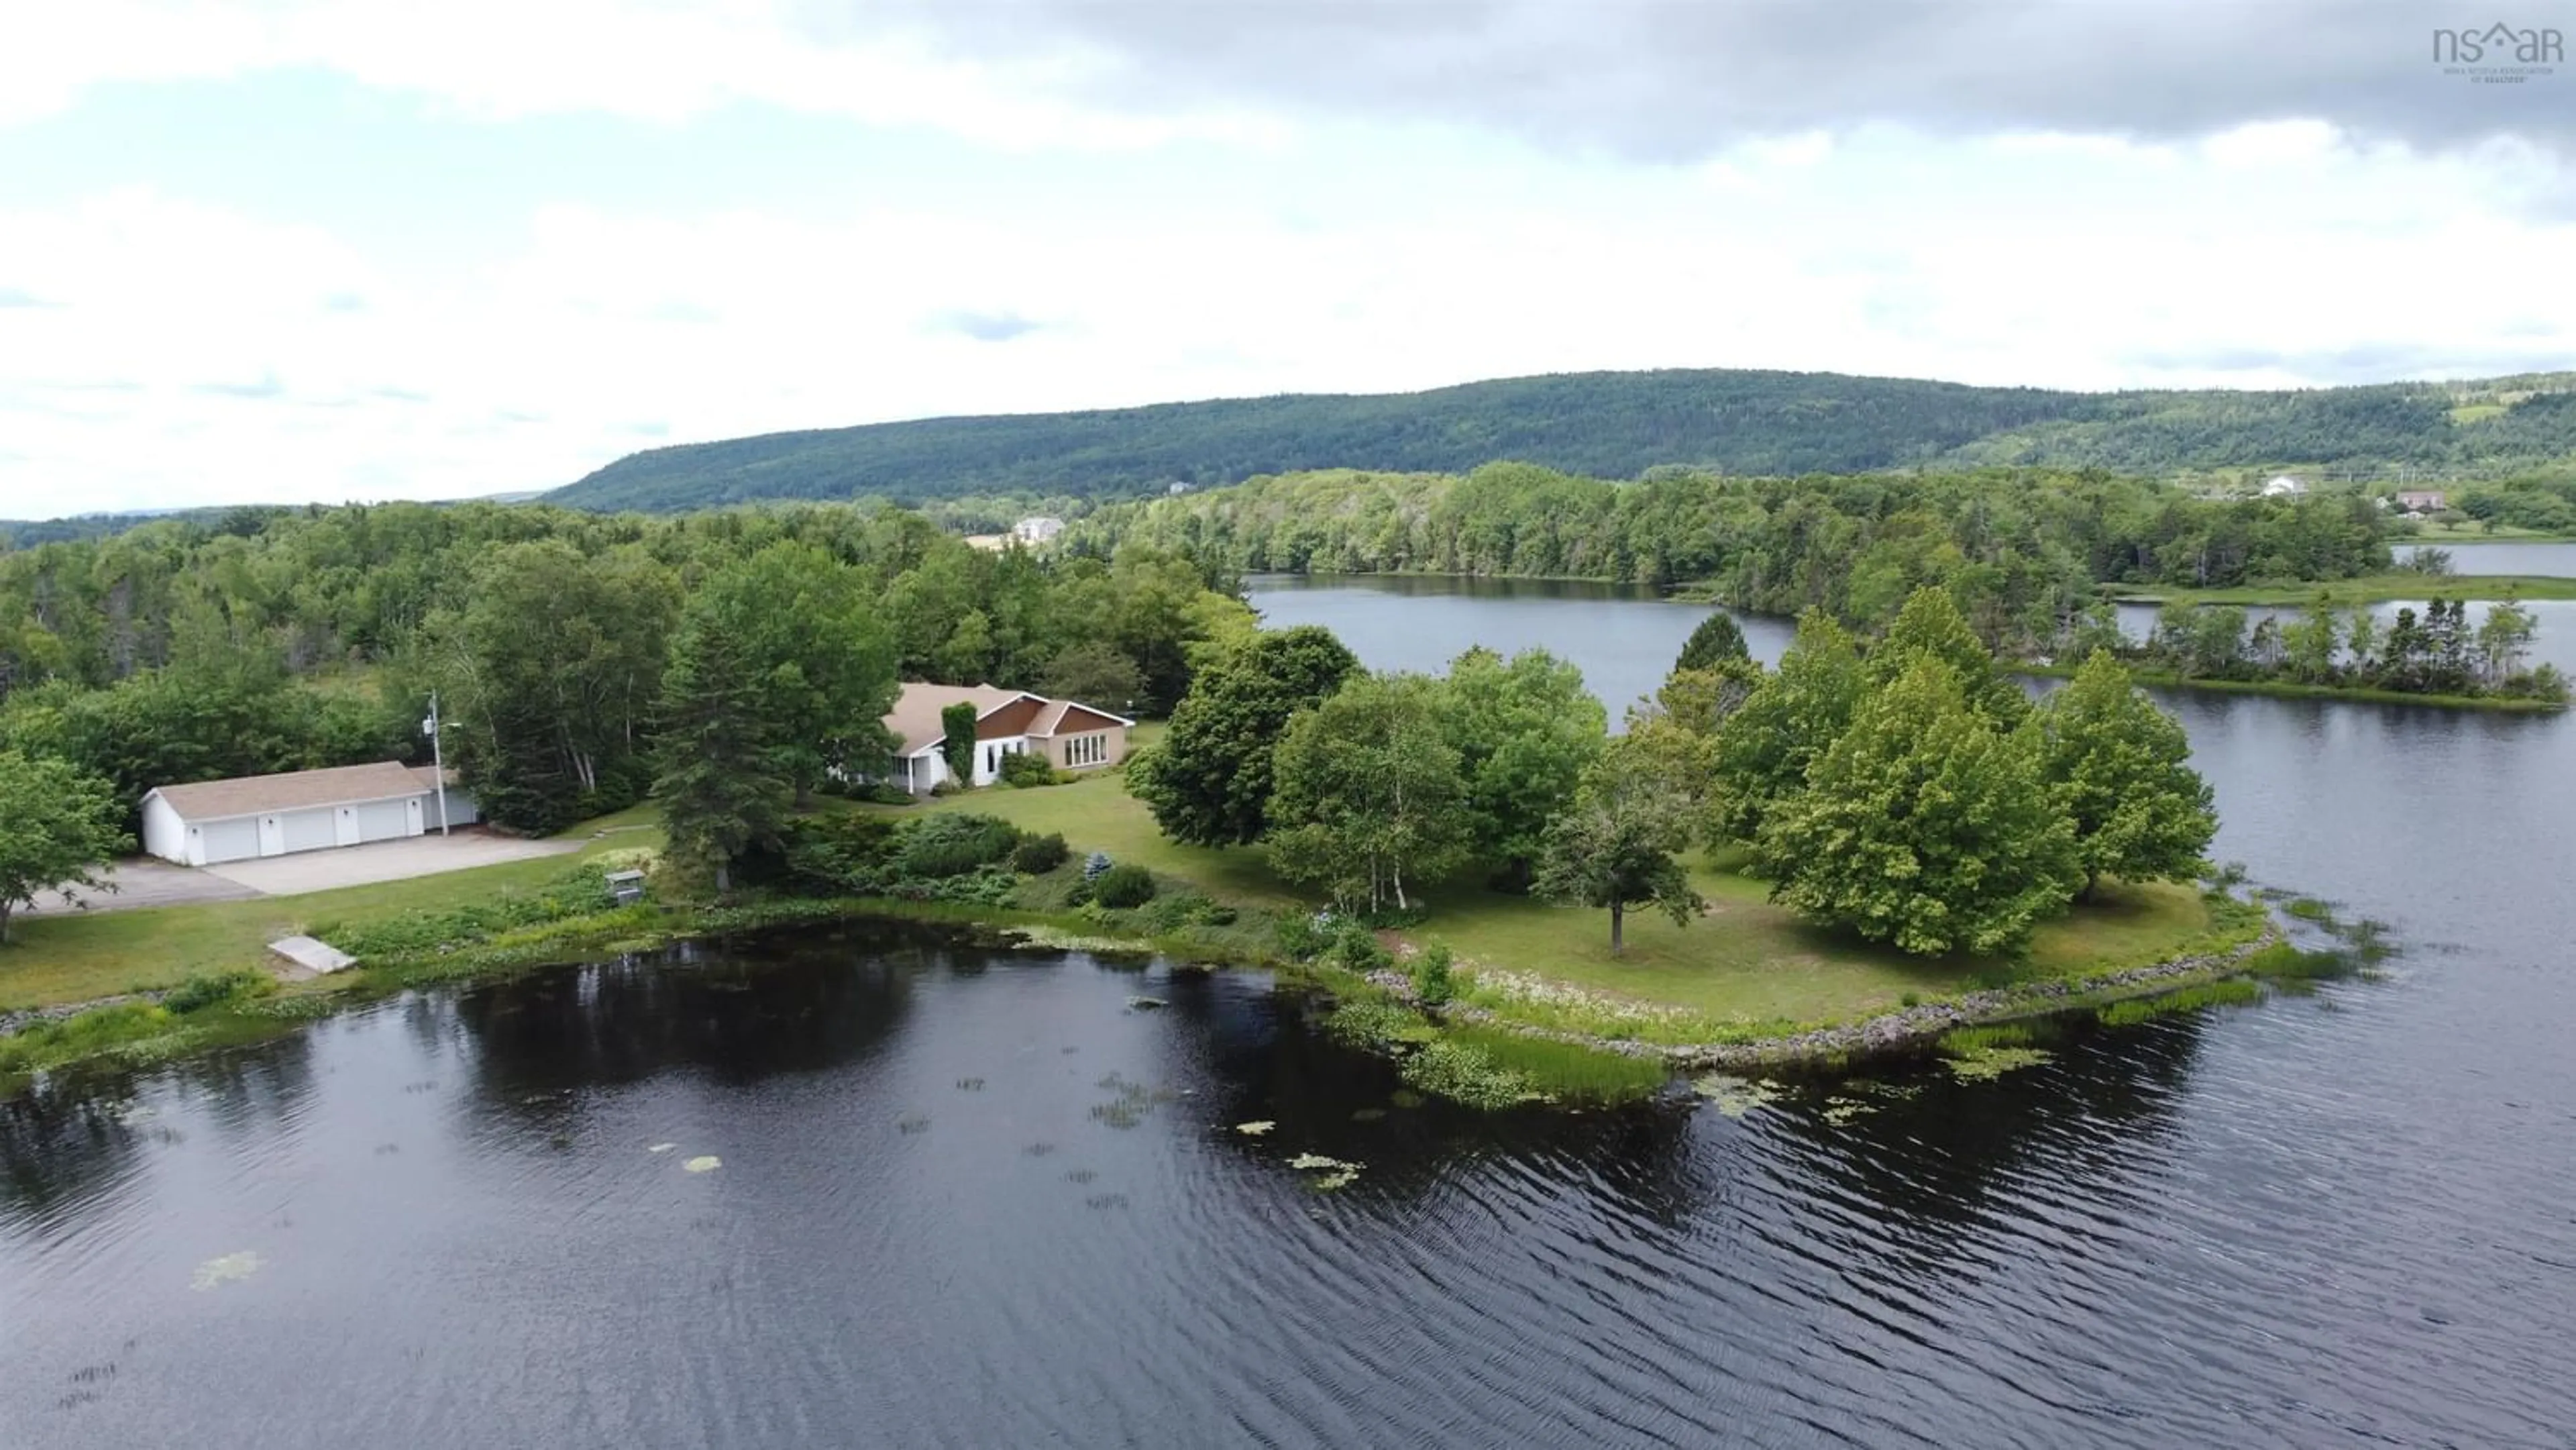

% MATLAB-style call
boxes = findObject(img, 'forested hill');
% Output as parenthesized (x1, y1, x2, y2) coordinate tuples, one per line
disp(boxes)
(545, 368, 2576, 513)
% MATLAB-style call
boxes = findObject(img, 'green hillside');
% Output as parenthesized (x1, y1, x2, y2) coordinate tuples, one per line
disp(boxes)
(543, 368, 2576, 513)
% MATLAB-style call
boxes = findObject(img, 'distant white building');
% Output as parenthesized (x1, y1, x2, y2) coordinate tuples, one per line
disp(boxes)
(1166, 481, 1191, 496)
(1012, 516, 1065, 544)
(2261, 474, 2308, 498)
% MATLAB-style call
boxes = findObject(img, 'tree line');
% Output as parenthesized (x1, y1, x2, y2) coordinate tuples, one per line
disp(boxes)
(533, 368, 2576, 515)
(1128, 588, 2216, 957)
(1073, 463, 2392, 643)
(2060, 595, 2569, 702)
(0, 499, 1252, 843)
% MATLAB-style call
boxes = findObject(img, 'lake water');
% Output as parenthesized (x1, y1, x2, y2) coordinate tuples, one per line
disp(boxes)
(7, 580, 2576, 1447)
(2392, 540, 2576, 576)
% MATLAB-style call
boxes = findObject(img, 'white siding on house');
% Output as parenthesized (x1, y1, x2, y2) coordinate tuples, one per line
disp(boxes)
(432, 788, 479, 827)
(141, 795, 187, 864)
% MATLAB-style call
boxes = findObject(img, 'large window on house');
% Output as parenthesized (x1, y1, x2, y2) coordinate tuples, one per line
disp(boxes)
(1068, 733, 1105, 766)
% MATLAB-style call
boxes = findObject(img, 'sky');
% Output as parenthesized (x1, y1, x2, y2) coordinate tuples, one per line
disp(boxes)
(1, 1, 2571, 515)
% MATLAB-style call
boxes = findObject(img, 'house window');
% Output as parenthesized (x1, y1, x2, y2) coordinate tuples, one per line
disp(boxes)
(985, 745, 998, 774)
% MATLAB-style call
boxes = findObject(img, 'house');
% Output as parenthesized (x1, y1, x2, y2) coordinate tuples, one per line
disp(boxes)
(2261, 474, 2309, 498)
(2396, 489, 2449, 513)
(140, 762, 480, 867)
(880, 682, 1132, 794)
(1011, 516, 1065, 545)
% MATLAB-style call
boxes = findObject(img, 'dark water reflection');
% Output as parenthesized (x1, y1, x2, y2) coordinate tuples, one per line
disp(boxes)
(7, 580, 2576, 1447)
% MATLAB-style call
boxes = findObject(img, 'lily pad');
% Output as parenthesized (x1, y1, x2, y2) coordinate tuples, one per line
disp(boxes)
(1350, 1108, 1387, 1123)
(647, 1143, 677, 1154)
(682, 1155, 722, 1174)
(1288, 1153, 1362, 1190)
(1943, 1047, 2052, 1082)
(191, 1251, 262, 1292)
(1692, 1074, 1781, 1119)
(1235, 1121, 1275, 1136)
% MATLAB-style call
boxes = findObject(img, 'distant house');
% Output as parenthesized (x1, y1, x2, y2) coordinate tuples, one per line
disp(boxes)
(140, 762, 478, 867)
(2396, 489, 2450, 513)
(1166, 481, 1191, 496)
(881, 683, 1132, 794)
(2261, 474, 2308, 498)
(1012, 516, 1066, 545)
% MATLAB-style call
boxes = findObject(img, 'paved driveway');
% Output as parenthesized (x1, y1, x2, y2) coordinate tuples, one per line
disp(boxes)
(21, 859, 261, 917)
(203, 831, 582, 896)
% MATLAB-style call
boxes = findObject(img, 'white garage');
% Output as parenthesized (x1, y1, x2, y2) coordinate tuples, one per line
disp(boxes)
(140, 762, 478, 868)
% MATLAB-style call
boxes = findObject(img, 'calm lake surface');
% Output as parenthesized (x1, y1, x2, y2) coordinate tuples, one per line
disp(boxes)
(8, 578, 2576, 1447)
(2392, 539, 2576, 576)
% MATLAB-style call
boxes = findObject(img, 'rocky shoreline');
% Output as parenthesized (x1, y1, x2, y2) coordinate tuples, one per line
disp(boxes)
(1368, 927, 2283, 1072)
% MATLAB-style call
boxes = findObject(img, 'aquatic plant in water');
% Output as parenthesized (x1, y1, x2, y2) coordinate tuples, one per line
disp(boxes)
(683, 1155, 722, 1173)
(1942, 1047, 2052, 1082)
(1692, 1074, 1780, 1118)
(1288, 1153, 1364, 1190)
(191, 1251, 262, 1291)
(647, 1143, 676, 1154)
(1235, 1121, 1276, 1136)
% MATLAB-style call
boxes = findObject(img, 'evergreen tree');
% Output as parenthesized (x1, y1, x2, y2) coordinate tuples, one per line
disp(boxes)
(2035, 650, 2217, 898)
(651, 594, 791, 896)
(1757, 659, 2080, 956)
(1674, 611, 1751, 673)
(1126, 625, 1359, 845)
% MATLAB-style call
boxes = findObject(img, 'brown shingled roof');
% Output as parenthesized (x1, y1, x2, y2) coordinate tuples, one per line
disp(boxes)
(146, 761, 432, 821)
(883, 683, 1026, 757)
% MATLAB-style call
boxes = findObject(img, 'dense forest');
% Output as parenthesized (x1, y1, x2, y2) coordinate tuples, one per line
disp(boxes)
(1072, 465, 2391, 645)
(540, 368, 2576, 514)
(0, 501, 1250, 834)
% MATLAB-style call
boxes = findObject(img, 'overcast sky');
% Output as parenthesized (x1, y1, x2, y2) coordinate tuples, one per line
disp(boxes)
(3, 1, 2571, 513)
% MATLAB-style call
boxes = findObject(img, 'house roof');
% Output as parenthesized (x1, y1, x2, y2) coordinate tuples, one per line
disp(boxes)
(146, 761, 432, 821)
(883, 682, 1137, 756)
(885, 683, 1028, 756)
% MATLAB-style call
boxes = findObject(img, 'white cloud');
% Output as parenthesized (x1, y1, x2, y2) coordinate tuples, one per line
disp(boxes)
(0, 0, 1279, 148)
(3, 92, 2573, 513)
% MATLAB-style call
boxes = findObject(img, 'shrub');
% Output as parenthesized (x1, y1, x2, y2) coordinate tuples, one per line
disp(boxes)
(1325, 918, 1391, 973)
(1411, 944, 1456, 1008)
(1399, 1039, 1532, 1110)
(1000, 752, 1061, 788)
(1091, 864, 1158, 909)
(1275, 911, 1333, 960)
(161, 968, 274, 1016)
(892, 813, 1024, 880)
(781, 814, 900, 894)
(1201, 904, 1238, 927)
(1011, 832, 1071, 874)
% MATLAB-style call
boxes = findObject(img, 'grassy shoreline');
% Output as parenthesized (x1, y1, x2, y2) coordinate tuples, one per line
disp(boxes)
(2110, 573, 2576, 605)
(2013, 660, 2569, 712)
(4, 760, 2289, 1100)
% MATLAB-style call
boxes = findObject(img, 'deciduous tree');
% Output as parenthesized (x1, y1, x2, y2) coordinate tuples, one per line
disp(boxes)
(1757, 659, 2080, 956)
(1267, 673, 1469, 913)
(1532, 739, 1705, 954)
(1434, 647, 1605, 889)
(1707, 611, 1863, 842)
(0, 751, 130, 945)
(2034, 650, 2216, 898)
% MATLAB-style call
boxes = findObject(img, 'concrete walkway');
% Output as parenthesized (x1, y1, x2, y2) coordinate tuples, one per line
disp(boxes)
(204, 831, 580, 895)
(22, 831, 583, 917)
(21, 859, 260, 917)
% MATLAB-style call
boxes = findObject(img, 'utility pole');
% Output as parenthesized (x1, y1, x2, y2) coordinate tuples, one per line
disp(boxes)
(424, 692, 450, 836)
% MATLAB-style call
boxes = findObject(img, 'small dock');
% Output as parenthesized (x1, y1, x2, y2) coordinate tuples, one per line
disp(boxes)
(269, 936, 356, 976)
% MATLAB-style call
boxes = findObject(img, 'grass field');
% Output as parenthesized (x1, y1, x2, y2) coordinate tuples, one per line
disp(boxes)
(2113, 573, 2576, 606)
(0, 805, 660, 1013)
(890, 753, 2241, 1039)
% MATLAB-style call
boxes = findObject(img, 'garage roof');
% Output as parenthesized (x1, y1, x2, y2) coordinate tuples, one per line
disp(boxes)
(146, 761, 431, 822)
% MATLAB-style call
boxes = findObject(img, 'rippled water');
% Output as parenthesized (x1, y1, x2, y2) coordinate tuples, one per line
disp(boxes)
(2392, 540, 2576, 576)
(7, 580, 2576, 1447)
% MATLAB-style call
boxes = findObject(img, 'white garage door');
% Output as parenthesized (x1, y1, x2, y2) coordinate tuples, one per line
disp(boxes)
(199, 817, 261, 865)
(280, 807, 339, 854)
(355, 798, 413, 842)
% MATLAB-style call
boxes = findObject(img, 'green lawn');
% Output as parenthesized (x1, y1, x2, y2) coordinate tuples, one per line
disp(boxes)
(2114, 573, 2576, 605)
(0, 807, 660, 1013)
(878, 758, 2237, 1038)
